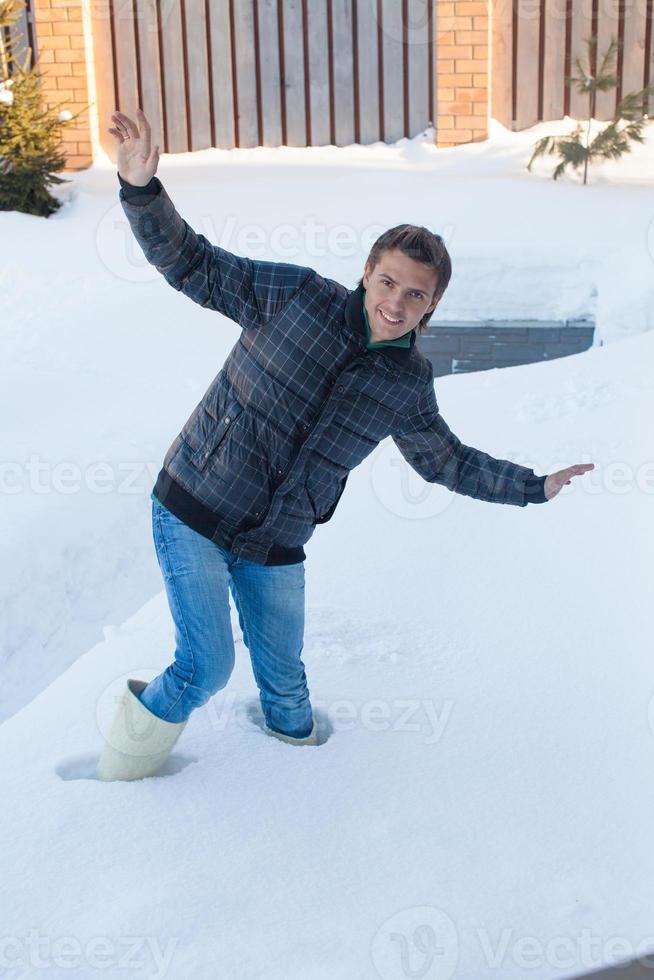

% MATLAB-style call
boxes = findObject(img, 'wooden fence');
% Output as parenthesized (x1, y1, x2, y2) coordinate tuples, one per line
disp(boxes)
(23, 0, 653, 160)
(2, 0, 38, 75)
(90, 0, 436, 154)
(493, 0, 653, 128)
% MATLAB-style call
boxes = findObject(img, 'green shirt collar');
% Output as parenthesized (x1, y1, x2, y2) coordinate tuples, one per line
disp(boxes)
(362, 289, 413, 348)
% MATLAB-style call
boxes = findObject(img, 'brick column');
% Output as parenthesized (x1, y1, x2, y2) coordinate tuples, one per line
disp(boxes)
(32, 0, 92, 171)
(435, 0, 490, 147)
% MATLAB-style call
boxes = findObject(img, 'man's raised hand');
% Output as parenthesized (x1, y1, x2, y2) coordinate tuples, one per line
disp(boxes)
(544, 463, 595, 500)
(108, 108, 160, 187)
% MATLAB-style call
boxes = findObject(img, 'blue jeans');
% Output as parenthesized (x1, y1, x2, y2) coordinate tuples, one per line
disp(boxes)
(138, 497, 314, 738)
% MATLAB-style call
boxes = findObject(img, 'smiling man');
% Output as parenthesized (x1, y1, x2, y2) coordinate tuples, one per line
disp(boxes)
(96, 109, 593, 782)
(363, 251, 439, 345)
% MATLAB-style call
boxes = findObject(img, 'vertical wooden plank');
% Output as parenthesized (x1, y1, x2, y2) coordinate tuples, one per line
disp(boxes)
(89, 1, 117, 159)
(184, 0, 211, 149)
(283, 0, 308, 144)
(595, 2, 619, 119)
(515, 0, 541, 127)
(134, 0, 166, 151)
(542, 0, 567, 119)
(492, 0, 513, 125)
(620, 0, 647, 100)
(24, 0, 39, 69)
(407, 0, 430, 135)
(232, 0, 258, 146)
(5, 10, 18, 71)
(277, 0, 288, 143)
(352, 0, 361, 140)
(402, 0, 408, 136)
(257, 0, 283, 144)
(381, 0, 404, 141)
(331, 0, 355, 144)
(208, 0, 235, 147)
(428, 0, 435, 127)
(301, 0, 313, 142)
(180, 0, 191, 150)
(158, 0, 188, 150)
(357, 0, 381, 142)
(307, 0, 331, 144)
(113, 1, 140, 116)
(568, 0, 594, 119)
(8, 4, 32, 71)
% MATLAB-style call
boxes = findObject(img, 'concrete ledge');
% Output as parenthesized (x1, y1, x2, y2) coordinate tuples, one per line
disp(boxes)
(417, 318, 595, 376)
(564, 955, 654, 979)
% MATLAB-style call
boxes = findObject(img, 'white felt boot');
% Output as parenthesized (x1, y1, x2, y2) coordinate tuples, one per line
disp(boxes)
(264, 719, 318, 746)
(96, 678, 188, 781)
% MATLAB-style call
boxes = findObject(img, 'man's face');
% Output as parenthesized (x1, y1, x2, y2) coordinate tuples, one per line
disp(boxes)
(362, 248, 441, 343)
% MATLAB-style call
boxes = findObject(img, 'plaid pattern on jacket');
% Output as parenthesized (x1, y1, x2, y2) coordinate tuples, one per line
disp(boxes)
(119, 174, 547, 566)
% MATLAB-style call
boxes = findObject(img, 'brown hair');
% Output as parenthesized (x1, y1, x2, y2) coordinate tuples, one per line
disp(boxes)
(358, 224, 452, 334)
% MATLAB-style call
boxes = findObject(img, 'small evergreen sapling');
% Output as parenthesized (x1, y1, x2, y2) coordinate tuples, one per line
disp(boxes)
(527, 35, 654, 184)
(0, 0, 91, 216)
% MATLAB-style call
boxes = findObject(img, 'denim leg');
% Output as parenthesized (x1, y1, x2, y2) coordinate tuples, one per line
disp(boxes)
(138, 499, 237, 723)
(228, 557, 313, 739)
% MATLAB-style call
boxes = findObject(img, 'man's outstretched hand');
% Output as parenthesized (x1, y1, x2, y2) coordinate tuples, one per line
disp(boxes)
(544, 463, 594, 500)
(108, 108, 159, 187)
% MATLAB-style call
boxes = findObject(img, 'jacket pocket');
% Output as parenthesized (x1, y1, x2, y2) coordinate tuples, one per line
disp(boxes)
(313, 472, 349, 525)
(190, 395, 244, 472)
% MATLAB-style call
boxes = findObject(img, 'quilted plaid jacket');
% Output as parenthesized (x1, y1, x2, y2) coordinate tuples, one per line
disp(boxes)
(119, 173, 547, 566)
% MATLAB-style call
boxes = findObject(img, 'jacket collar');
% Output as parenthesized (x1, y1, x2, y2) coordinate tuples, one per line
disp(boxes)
(345, 282, 416, 366)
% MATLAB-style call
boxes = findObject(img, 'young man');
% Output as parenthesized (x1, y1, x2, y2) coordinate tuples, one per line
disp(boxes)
(96, 110, 593, 781)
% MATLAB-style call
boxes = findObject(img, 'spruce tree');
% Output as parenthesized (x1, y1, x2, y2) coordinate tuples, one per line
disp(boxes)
(0, 0, 88, 217)
(527, 35, 654, 184)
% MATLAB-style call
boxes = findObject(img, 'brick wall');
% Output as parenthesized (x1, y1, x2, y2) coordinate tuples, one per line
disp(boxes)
(436, 0, 490, 147)
(32, 0, 92, 171)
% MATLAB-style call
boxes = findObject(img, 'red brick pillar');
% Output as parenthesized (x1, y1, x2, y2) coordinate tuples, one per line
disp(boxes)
(32, 0, 93, 171)
(436, 0, 490, 147)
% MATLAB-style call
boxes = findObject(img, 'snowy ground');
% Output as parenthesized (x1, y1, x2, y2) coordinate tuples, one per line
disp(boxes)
(0, 118, 652, 979)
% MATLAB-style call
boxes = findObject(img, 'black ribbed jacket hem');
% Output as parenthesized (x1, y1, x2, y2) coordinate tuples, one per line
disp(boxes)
(152, 469, 307, 566)
(118, 171, 162, 203)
